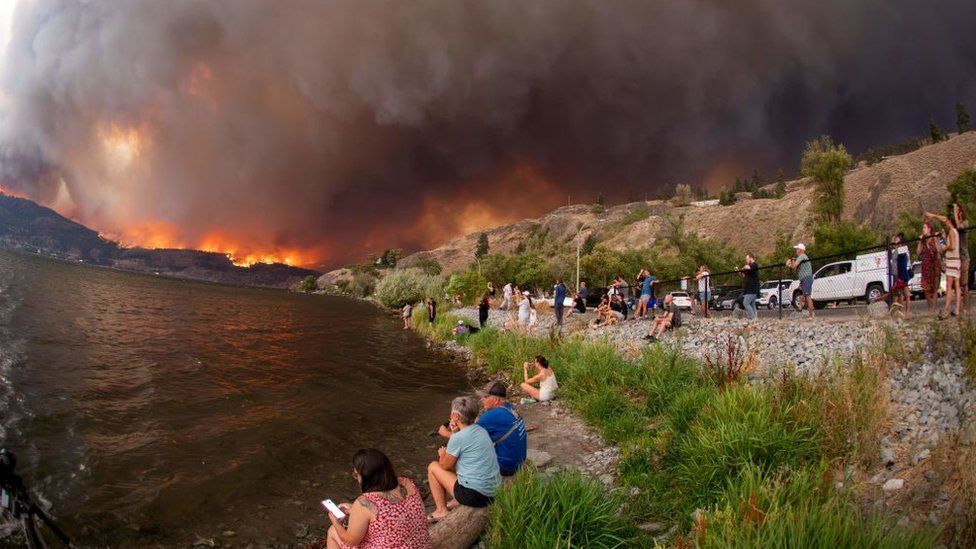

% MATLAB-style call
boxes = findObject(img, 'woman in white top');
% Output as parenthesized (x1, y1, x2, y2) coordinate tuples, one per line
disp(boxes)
(520, 355, 557, 402)
(517, 291, 533, 333)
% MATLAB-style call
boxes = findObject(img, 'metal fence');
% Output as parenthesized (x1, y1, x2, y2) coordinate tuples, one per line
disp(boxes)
(609, 227, 972, 319)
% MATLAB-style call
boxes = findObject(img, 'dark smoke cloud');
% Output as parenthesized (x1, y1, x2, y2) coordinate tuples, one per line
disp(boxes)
(0, 0, 974, 266)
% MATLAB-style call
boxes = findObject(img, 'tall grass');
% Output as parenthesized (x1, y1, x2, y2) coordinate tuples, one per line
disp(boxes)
(485, 470, 636, 549)
(699, 465, 937, 548)
(431, 320, 923, 544)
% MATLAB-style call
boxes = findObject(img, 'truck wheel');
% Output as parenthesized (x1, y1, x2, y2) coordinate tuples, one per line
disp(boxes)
(865, 283, 884, 302)
(792, 291, 804, 310)
(767, 296, 778, 309)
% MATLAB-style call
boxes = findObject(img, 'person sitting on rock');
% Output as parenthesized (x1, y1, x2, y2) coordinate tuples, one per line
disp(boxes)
(325, 448, 430, 549)
(644, 294, 682, 342)
(428, 397, 501, 522)
(437, 381, 527, 477)
(520, 355, 558, 403)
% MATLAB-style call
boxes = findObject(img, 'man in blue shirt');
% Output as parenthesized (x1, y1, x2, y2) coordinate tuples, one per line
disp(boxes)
(439, 381, 527, 476)
(553, 279, 567, 327)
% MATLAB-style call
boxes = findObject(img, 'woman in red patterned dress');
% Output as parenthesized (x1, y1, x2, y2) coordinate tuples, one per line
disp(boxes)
(917, 220, 942, 314)
(326, 449, 430, 549)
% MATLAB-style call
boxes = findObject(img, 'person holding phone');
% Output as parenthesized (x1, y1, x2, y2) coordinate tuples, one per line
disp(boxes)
(324, 449, 430, 549)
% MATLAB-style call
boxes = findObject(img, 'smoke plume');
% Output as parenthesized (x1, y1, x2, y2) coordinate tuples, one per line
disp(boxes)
(0, 0, 974, 266)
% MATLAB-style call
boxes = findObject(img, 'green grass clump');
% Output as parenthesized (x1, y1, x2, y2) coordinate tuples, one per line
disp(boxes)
(699, 465, 937, 548)
(485, 469, 636, 549)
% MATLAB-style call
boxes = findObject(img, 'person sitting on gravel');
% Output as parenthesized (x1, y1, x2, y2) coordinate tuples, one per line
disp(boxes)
(644, 294, 682, 342)
(610, 294, 628, 320)
(568, 292, 586, 315)
(520, 355, 558, 403)
(325, 448, 430, 549)
(595, 295, 618, 326)
(437, 381, 527, 476)
(428, 397, 501, 522)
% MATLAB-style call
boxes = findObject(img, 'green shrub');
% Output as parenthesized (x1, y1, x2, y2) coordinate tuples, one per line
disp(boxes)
(700, 465, 937, 548)
(300, 275, 318, 293)
(801, 136, 853, 223)
(347, 272, 377, 298)
(373, 268, 441, 308)
(444, 270, 488, 305)
(486, 470, 636, 549)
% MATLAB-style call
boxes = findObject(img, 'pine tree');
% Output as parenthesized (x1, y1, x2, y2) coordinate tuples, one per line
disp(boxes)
(957, 102, 972, 134)
(751, 169, 761, 191)
(930, 119, 947, 143)
(475, 232, 489, 259)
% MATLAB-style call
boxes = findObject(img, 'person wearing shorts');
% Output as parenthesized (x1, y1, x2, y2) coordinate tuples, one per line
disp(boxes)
(427, 396, 501, 521)
(788, 243, 815, 318)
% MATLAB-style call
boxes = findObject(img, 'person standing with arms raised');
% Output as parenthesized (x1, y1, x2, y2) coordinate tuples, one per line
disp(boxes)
(787, 243, 815, 318)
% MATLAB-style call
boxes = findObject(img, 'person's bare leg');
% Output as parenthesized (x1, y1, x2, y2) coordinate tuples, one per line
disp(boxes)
(427, 461, 456, 519)
(653, 320, 666, 338)
(902, 287, 911, 317)
(943, 278, 956, 317)
(521, 382, 541, 400)
(954, 278, 962, 315)
(806, 296, 815, 318)
(649, 319, 661, 336)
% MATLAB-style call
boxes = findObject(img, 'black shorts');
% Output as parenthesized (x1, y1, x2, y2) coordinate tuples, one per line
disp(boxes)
(453, 482, 493, 508)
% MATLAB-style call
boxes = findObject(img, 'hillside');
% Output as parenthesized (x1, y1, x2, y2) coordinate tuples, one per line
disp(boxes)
(0, 193, 319, 289)
(400, 132, 976, 274)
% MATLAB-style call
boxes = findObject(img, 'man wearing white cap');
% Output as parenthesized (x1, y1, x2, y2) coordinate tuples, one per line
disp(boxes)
(786, 243, 815, 318)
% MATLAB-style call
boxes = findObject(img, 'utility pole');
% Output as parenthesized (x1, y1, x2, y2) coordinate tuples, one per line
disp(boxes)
(575, 222, 588, 291)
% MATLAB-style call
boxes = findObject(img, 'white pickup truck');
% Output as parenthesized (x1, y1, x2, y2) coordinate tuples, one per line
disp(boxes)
(787, 251, 890, 309)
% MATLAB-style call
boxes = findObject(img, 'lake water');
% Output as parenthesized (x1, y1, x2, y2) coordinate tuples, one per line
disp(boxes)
(0, 250, 468, 546)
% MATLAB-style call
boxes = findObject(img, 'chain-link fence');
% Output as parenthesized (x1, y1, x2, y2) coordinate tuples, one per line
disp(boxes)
(600, 227, 972, 320)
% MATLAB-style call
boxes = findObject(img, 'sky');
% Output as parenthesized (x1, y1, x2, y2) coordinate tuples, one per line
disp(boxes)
(0, 0, 974, 268)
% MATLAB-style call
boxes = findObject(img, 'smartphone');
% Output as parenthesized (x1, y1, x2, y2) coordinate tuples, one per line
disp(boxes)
(321, 498, 346, 521)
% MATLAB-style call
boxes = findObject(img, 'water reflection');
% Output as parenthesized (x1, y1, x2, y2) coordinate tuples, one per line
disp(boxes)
(0, 251, 467, 545)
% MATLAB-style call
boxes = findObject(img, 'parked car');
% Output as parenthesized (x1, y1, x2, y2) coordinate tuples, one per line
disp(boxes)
(584, 287, 609, 307)
(546, 296, 576, 308)
(908, 261, 946, 298)
(709, 285, 738, 310)
(668, 291, 693, 310)
(719, 289, 745, 311)
(786, 251, 889, 310)
(756, 279, 795, 309)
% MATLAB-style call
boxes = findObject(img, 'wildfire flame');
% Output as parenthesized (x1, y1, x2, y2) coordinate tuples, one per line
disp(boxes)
(112, 222, 307, 267)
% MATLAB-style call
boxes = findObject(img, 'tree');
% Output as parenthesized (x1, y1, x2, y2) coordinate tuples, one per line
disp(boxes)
(773, 179, 787, 198)
(444, 270, 488, 305)
(761, 231, 796, 268)
(670, 183, 693, 206)
(801, 136, 853, 223)
(300, 275, 318, 293)
(811, 221, 877, 262)
(378, 248, 402, 268)
(405, 255, 442, 276)
(595, 192, 605, 206)
(580, 247, 625, 286)
(957, 102, 972, 134)
(751, 169, 761, 190)
(581, 233, 598, 256)
(475, 232, 490, 260)
(718, 188, 736, 206)
(929, 119, 947, 143)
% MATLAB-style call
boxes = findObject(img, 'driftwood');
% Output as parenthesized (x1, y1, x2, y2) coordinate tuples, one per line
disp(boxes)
(429, 505, 491, 549)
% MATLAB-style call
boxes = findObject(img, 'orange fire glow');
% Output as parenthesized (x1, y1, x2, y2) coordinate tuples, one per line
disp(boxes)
(110, 222, 310, 267)
(0, 183, 30, 199)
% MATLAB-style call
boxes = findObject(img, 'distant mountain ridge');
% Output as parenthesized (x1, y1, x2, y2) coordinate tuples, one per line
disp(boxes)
(0, 193, 319, 289)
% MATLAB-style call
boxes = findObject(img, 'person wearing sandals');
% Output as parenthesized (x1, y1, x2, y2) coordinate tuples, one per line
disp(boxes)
(520, 355, 557, 402)
(427, 396, 501, 522)
(437, 382, 527, 477)
(324, 449, 430, 549)
(927, 208, 963, 319)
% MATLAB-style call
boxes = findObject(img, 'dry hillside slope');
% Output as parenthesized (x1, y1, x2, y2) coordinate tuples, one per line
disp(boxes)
(397, 132, 976, 274)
